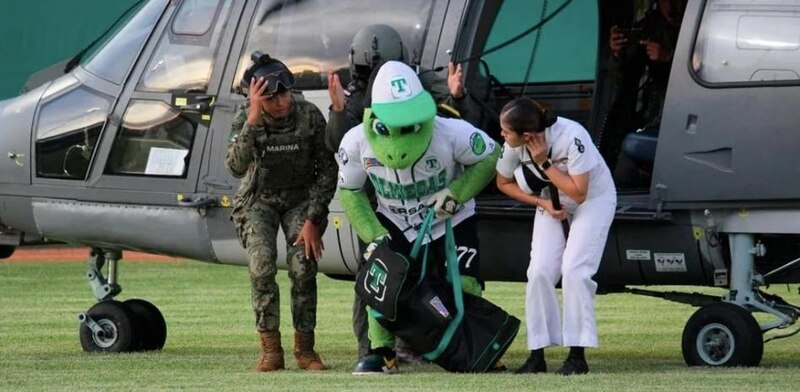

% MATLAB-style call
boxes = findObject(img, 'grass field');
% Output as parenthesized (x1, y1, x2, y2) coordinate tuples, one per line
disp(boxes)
(2, 258, 799, 391)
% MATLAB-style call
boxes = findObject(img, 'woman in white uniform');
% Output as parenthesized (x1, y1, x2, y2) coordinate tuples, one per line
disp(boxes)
(495, 98, 616, 375)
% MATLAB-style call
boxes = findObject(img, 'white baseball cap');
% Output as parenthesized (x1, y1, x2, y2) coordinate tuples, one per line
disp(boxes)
(370, 61, 436, 127)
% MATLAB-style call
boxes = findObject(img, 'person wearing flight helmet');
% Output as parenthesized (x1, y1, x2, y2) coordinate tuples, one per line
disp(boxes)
(325, 24, 470, 152)
(335, 61, 500, 374)
(326, 23, 472, 366)
(226, 52, 337, 372)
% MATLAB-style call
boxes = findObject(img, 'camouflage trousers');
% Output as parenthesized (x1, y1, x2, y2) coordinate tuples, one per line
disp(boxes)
(236, 189, 327, 333)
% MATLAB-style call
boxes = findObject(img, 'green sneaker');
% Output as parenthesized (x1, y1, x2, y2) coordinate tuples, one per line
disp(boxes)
(352, 348, 399, 375)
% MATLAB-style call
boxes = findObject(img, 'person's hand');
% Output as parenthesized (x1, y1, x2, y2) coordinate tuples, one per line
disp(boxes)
(537, 198, 567, 221)
(526, 132, 549, 167)
(327, 70, 346, 112)
(429, 188, 460, 219)
(293, 219, 324, 261)
(640, 39, 672, 63)
(609, 26, 628, 58)
(247, 76, 270, 125)
(447, 62, 464, 99)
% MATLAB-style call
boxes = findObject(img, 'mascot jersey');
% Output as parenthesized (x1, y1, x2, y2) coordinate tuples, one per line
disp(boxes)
(338, 116, 496, 242)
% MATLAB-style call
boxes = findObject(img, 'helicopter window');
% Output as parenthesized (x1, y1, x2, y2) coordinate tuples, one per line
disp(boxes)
(82, 0, 165, 85)
(232, 0, 435, 92)
(106, 100, 196, 177)
(480, 0, 598, 85)
(138, 0, 232, 92)
(172, 0, 221, 36)
(35, 87, 112, 180)
(692, 0, 800, 85)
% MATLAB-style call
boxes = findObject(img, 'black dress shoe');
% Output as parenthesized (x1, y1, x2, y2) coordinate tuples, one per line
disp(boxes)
(554, 356, 589, 375)
(514, 354, 546, 374)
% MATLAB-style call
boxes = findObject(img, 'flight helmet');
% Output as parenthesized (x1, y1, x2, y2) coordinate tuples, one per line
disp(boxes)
(239, 51, 294, 96)
(349, 24, 406, 81)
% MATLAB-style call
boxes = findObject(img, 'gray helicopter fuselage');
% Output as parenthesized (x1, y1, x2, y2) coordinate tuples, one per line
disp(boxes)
(2, 0, 800, 289)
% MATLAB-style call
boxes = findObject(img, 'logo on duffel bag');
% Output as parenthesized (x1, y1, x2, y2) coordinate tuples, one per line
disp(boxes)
(365, 259, 389, 302)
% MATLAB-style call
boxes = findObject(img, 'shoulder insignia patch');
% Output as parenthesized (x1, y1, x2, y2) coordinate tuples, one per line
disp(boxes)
(574, 137, 585, 153)
(470, 132, 486, 155)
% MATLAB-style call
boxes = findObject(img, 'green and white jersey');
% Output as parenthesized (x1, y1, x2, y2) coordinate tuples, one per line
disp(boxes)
(337, 116, 496, 242)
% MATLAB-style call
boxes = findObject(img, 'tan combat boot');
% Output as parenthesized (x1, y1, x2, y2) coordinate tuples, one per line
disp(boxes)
(294, 330, 327, 370)
(254, 331, 285, 372)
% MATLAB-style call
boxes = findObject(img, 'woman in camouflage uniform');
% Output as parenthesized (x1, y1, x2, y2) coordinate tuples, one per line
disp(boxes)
(226, 53, 337, 372)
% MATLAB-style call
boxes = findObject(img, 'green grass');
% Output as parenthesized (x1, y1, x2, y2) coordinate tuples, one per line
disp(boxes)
(1, 259, 800, 391)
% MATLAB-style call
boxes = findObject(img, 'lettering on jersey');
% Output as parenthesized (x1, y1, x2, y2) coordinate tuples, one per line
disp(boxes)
(574, 138, 585, 153)
(424, 157, 441, 172)
(338, 171, 346, 186)
(470, 132, 486, 155)
(338, 148, 349, 165)
(363, 157, 383, 169)
(368, 169, 447, 200)
(388, 203, 427, 217)
(264, 144, 300, 153)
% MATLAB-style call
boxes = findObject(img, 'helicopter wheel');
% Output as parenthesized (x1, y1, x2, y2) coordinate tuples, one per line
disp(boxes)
(681, 302, 763, 367)
(79, 300, 138, 353)
(0, 245, 15, 259)
(124, 299, 167, 351)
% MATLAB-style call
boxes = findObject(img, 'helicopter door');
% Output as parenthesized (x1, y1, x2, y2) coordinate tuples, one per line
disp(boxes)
(57, 0, 243, 259)
(651, 0, 800, 205)
(91, 0, 237, 197)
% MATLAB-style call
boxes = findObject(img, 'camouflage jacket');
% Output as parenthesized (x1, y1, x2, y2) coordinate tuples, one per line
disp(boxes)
(225, 94, 337, 221)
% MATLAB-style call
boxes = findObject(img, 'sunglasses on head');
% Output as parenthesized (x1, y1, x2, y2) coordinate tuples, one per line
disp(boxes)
(257, 70, 294, 96)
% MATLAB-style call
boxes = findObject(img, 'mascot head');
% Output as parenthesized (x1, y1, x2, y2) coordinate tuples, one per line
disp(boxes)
(364, 61, 435, 169)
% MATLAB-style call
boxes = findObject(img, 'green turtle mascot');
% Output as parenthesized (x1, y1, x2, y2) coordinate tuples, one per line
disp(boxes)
(336, 61, 502, 374)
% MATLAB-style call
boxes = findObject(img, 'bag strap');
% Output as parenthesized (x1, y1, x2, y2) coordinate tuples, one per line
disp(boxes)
(423, 219, 465, 361)
(410, 210, 435, 259)
(410, 210, 436, 283)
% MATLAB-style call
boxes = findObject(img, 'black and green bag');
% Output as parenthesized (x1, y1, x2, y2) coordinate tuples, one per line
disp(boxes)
(355, 212, 520, 372)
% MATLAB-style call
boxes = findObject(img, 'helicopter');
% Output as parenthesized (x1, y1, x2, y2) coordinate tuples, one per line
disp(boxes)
(1, 0, 800, 367)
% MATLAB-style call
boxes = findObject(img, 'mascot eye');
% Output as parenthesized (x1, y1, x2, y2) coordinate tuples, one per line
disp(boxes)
(399, 124, 421, 135)
(372, 121, 390, 136)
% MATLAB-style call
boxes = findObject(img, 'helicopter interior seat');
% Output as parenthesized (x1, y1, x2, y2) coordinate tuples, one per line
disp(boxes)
(611, 126, 659, 191)
(620, 126, 659, 167)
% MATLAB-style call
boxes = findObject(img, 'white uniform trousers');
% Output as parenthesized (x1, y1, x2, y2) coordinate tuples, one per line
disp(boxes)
(525, 195, 615, 350)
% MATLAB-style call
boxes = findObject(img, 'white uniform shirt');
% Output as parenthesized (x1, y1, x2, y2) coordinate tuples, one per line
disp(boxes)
(496, 116, 615, 208)
(337, 116, 497, 242)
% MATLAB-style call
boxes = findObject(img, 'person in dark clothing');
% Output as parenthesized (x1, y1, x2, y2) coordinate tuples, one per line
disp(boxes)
(599, 0, 685, 174)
